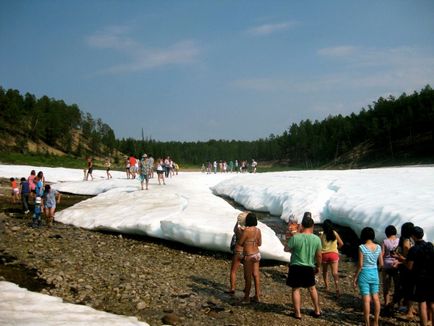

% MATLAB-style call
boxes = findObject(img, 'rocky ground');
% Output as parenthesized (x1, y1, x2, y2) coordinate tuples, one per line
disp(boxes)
(0, 178, 419, 325)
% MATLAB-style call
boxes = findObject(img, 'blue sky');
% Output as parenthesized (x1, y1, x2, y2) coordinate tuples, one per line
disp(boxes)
(1, 1, 434, 141)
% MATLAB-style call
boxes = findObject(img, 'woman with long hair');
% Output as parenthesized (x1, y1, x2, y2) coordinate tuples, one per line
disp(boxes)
(392, 222, 415, 319)
(320, 219, 344, 297)
(226, 212, 246, 295)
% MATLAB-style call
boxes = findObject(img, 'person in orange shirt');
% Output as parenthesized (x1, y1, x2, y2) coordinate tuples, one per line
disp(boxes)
(10, 177, 20, 203)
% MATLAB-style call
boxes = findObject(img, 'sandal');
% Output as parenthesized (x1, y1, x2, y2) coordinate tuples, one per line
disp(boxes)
(289, 312, 302, 320)
(250, 296, 260, 303)
(309, 311, 321, 318)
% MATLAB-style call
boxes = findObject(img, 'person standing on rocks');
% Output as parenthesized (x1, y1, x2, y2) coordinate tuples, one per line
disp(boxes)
(285, 212, 322, 320)
(237, 212, 262, 303)
(27, 169, 36, 201)
(227, 212, 247, 295)
(20, 177, 30, 214)
(31, 172, 45, 228)
(42, 184, 61, 227)
(320, 219, 344, 297)
(353, 227, 383, 326)
(405, 226, 434, 326)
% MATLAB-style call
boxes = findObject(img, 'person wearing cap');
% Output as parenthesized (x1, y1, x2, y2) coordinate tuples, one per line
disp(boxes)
(285, 212, 322, 320)
(406, 226, 434, 326)
(138, 154, 150, 190)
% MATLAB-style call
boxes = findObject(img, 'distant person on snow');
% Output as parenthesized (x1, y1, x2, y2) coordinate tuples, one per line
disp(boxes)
(138, 154, 150, 190)
(86, 157, 94, 181)
(105, 158, 112, 179)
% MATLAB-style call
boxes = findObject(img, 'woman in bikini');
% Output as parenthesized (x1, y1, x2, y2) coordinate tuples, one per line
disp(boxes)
(227, 212, 247, 294)
(238, 212, 262, 303)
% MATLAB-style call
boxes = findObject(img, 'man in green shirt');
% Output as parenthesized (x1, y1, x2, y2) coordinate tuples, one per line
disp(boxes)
(285, 212, 322, 320)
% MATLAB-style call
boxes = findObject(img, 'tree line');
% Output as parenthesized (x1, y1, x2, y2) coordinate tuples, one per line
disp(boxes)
(0, 87, 116, 157)
(1, 85, 433, 167)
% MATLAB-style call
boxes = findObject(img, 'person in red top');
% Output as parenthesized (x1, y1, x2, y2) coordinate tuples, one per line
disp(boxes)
(129, 156, 137, 179)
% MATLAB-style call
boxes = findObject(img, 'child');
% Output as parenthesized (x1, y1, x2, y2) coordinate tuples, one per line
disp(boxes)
(32, 172, 44, 227)
(32, 196, 42, 228)
(10, 177, 20, 203)
(354, 227, 384, 326)
(321, 219, 344, 297)
(381, 225, 399, 313)
(20, 177, 30, 214)
(285, 214, 299, 239)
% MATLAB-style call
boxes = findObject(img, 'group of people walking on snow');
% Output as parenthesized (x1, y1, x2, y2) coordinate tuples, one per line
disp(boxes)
(228, 211, 434, 326)
(202, 159, 258, 174)
(82, 155, 180, 190)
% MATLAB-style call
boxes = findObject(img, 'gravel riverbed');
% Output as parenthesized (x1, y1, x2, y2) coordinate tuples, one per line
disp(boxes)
(0, 180, 417, 325)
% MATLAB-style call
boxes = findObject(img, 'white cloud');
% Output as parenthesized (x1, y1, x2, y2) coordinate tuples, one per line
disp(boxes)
(86, 26, 201, 74)
(246, 21, 297, 36)
(232, 46, 434, 93)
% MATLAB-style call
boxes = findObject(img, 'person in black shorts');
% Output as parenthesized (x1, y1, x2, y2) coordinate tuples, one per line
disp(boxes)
(285, 212, 322, 320)
(406, 226, 434, 326)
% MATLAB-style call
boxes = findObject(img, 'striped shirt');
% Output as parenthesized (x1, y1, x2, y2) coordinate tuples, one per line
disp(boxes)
(359, 244, 381, 270)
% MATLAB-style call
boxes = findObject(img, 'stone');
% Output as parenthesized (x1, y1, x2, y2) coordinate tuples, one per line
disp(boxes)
(136, 301, 147, 310)
(161, 313, 180, 325)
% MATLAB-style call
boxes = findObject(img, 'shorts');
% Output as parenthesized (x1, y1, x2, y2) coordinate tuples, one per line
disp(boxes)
(322, 252, 339, 263)
(413, 278, 434, 303)
(87, 167, 93, 174)
(12, 188, 19, 195)
(139, 174, 148, 182)
(157, 170, 164, 175)
(358, 268, 379, 296)
(286, 265, 316, 288)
